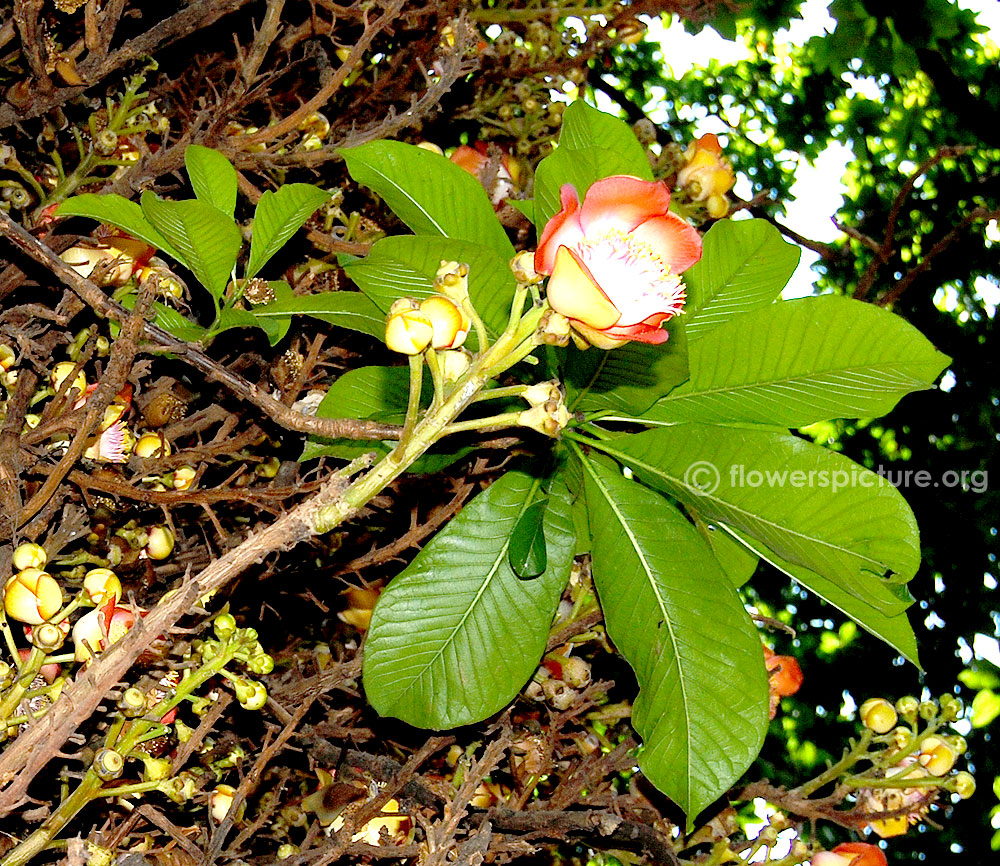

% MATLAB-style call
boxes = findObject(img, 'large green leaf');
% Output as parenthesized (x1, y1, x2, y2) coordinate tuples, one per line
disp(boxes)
(558, 100, 651, 170)
(342, 140, 513, 258)
(565, 319, 688, 415)
(55, 193, 186, 264)
(581, 454, 768, 817)
(140, 193, 242, 302)
(248, 290, 385, 339)
(592, 425, 919, 615)
(247, 184, 332, 278)
(120, 295, 208, 344)
(364, 472, 576, 728)
(691, 514, 759, 588)
(315, 365, 414, 425)
(723, 525, 920, 665)
(342, 235, 517, 338)
(185, 145, 238, 217)
(644, 295, 950, 426)
(535, 145, 654, 229)
(210, 281, 295, 346)
(682, 219, 800, 341)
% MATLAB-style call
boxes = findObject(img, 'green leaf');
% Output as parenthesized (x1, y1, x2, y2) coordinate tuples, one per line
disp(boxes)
(566, 319, 688, 416)
(692, 515, 759, 588)
(364, 471, 576, 728)
(509, 494, 549, 579)
(558, 100, 651, 170)
(342, 140, 513, 257)
(185, 145, 238, 218)
(724, 525, 920, 664)
(644, 295, 951, 426)
(315, 365, 414, 425)
(593, 425, 920, 615)
(55, 193, 186, 264)
(247, 183, 333, 278)
(535, 144, 654, 229)
(342, 235, 517, 338)
(248, 290, 385, 339)
(507, 199, 534, 222)
(120, 295, 208, 344)
(971, 690, 1000, 728)
(580, 453, 768, 817)
(140, 193, 242, 302)
(682, 219, 800, 341)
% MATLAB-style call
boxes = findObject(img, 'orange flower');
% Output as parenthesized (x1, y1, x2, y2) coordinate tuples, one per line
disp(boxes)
(534, 176, 701, 349)
(812, 842, 888, 866)
(677, 133, 735, 219)
(73, 597, 140, 662)
(763, 645, 803, 719)
(450, 144, 519, 204)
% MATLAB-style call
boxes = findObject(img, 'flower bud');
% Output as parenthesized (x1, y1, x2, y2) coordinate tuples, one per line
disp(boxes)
(140, 755, 172, 782)
(83, 568, 122, 605)
(146, 526, 175, 560)
(434, 260, 471, 306)
(277, 844, 300, 859)
(12, 542, 46, 571)
(134, 432, 171, 458)
(51, 362, 86, 396)
(918, 735, 957, 776)
(32, 622, 66, 652)
(415, 141, 444, 155)
(172, 465, 197, 491)
(385, 299, 434, 355)
(677, 133, 735, 219)
(4, 569, 63, 624)
(918, 700, 937, 720)
(119, 687, 147, 717)
(93, 748, 125, 781)
(860, 698, 898, 733)
(521, 380, 562, 409)
(895, 695, 919, 720)
(0, 344, 15, 371)
(249, 653, 275, 676)
(240, 681, 268, 711)
(420, 295, 469, 350)
(951, 770, 975, 799)
(440, 348, 472, 383)
(510, 251, 542, 285)
(213, 613, 238, 640)
(518, 402, 571, 437)
(210, 784, 245, 823)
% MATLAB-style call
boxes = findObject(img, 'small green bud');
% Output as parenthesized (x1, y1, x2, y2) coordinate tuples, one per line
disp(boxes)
(277, 844, 300, 859)
(213, 613, 237, 640)
(895, 695, 919, 720)
(249, 653, 274, 676)
(952, 770, 975, 799)
(118, 687, 147, 718)
(918, 700, 938, 721)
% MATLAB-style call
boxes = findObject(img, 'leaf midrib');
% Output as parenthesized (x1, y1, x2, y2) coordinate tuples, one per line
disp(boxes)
(580, 456, 692, 799)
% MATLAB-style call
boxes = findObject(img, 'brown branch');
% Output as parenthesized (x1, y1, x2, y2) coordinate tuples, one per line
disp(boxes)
(0, 210, 402, 441)
(0, 456, 373, 816)
(876, 207, 1000, 307)
(853, 145, 973, 301)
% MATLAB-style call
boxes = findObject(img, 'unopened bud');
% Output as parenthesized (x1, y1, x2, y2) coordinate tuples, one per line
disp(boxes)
(385, 299, 434, 355)
(420, 295, 469, 350)
(951, 770, 975, 799)
(895, 695, 919, 720)
(919, 735, 957, 776)
(860, 698, 898, 733)
(511, 251, 542, 284)
(93, 748, 125, 781)
(134, 432, 171, 458)
(12, 542, 47, 571)
(146, 526, 175, 560)
(83, 568, 122, 605)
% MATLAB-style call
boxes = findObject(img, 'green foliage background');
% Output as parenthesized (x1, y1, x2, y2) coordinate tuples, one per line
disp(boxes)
(604, 0, 998, 857)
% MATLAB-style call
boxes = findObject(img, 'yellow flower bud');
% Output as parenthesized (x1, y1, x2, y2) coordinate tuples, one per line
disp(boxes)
(420, 294, 469, 350)
(440, 348, 472, 383)
(518, 402, 571, 437)
(84, 568, 122, 605)
(918, 735, 957, 776)
(416, 141, 444, 155)
(146, 526, 175, 560)
(4, 569, 62, 624)
(860, 698, 898, 733)
(12, 542, 47, 571)
(0, 344, 15, 371)
(134, 432, 171, 458)
(952, 770, 975, 799)
(210, 785, 244, 823)
(172, 465, 197, 491)
(51, 362, 86, 396)
(511, 251, 542, 284)
(385, 300, 434, 355)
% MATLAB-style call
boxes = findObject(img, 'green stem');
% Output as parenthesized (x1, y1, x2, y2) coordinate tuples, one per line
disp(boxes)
(401, 354, 424, 441)
(425, 348, 446, 410)
(471, 383, 531, 403)
(443, 411, 524, 436)
(0, 646, 48, 720)
(794, 728, 873, 797)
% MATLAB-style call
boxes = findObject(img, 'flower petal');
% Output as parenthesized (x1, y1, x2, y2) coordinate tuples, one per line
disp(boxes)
(570, 320, 631, 350)
(535, 184, 583, 274)
(602, 319, 671, 344)
(630, 213, 703, 274)
(579, 176, 673, 234)
(546, 246, 621, 330)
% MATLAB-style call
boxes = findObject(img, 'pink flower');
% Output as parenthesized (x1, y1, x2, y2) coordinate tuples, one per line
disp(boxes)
(534, 176, 702, 349)
(73, 598, 140, 663)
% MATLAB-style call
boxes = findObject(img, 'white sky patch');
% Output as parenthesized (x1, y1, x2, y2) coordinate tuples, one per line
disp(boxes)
(972, 633, 1000, 667)
(974, 275, 1000, 317)
(959, 0, 1000, 36)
